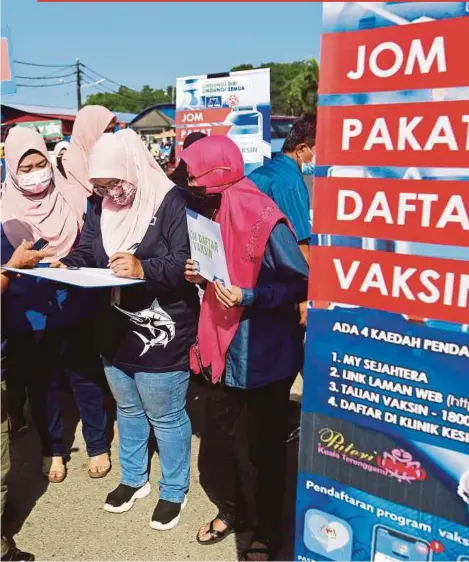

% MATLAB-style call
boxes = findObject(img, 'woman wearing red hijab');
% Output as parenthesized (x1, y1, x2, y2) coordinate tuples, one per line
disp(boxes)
(183, 136, 308, 561)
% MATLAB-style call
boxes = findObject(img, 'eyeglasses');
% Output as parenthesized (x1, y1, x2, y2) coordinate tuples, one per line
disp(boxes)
(92, 181, 123, 198)
(187, 166, 231, 185)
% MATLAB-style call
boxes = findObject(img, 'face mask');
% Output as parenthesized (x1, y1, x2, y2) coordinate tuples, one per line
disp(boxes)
(300, 148, 316, 176)
(183, 186, 222, 210)
(94, 180, 137, 206)
(17, 167, 53, 194)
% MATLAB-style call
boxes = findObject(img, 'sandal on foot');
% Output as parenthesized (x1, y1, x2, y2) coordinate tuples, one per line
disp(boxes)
(196, 518, 234, 546)
(42, 457, 66, 484)
(88, 453, 111, 479)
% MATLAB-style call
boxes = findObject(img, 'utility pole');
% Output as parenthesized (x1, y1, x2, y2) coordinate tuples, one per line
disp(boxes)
(76, 57, 82, 110)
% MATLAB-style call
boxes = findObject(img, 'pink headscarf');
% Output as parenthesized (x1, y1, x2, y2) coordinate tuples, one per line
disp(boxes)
(181, 135, 287, 383)
(89, 129, 174, 257)
(62, 105, 116, 203)
(2, 127, 83, 262)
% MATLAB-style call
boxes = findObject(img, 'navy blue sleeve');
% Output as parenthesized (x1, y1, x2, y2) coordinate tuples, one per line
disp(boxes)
(241, 222, 308, 309)
(1, 225, 14, 264)
(141, 193, 190, 292)
(61, 199, 99, 268)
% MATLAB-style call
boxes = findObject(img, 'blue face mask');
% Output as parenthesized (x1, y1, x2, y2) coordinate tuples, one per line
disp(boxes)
(300, 148, 315, 175)
(301, 161, 315, 175)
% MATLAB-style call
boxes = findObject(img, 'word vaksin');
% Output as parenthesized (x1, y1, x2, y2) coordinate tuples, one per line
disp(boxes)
(333, 259, 469, 309)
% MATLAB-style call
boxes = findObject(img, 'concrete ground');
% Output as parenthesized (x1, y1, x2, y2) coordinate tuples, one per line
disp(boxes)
(6, 378, 302, 561)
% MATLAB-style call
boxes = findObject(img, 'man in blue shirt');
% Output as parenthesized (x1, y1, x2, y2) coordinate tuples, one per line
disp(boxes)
(250, 113, 316, 325)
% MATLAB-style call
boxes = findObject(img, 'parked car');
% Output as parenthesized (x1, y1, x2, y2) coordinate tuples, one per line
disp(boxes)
(270, 115, 295, 156)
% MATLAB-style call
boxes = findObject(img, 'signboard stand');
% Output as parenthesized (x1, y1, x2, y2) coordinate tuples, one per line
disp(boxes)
(175, 68, 271, 175)
(296, 3, 469, 561)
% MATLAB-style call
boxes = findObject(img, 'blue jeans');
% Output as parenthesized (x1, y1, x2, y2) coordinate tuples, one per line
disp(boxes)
(7, 326, 108, 458)
(103, 361, 191, 503)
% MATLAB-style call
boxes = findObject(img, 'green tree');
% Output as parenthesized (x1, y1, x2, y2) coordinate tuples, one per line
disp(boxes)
(85, 85, 171, 113)
(285, 58, 319, 116)
(232, 59, 319, 116)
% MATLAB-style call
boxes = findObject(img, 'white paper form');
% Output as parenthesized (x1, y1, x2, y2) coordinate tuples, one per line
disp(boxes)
(186, 209, 232, 289)
(2, 267, 145, 288)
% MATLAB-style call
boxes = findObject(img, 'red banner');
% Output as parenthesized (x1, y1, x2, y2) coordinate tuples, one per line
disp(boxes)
(320, 17, 469, 95)
(316, 100, 469, 168)
(175, 125, 232, 160)
(313, 177, 469, 247)
(175, 108, 231, 126)
(309, 246, 469, 324)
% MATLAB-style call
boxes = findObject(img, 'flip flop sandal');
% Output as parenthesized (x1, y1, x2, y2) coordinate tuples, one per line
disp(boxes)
(42, 458, 67, 484)
(196, 518, 235, 546)
(88, 464, 111, 479)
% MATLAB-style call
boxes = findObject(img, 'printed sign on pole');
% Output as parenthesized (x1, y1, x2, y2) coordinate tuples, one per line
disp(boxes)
(1, 25, 16, 95)
(175, 68, 271, 175)
(296, 3, 469, 562)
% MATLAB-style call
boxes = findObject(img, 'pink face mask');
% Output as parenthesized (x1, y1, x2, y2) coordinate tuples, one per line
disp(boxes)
(17, 167, 53, 195)
(93, 180, 137, 206)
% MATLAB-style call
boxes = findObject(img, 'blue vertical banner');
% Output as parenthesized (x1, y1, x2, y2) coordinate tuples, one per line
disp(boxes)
(1, 25, 16, 96)
(296, 3, 469, 562)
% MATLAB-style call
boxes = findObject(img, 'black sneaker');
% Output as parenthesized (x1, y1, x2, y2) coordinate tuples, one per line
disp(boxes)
(104, 482, 151, 513)
(1, 547, 35, 561)
(150, 496, 187, 531)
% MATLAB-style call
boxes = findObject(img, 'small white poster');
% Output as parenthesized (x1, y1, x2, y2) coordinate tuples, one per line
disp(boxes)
(186, 209, 231, 289)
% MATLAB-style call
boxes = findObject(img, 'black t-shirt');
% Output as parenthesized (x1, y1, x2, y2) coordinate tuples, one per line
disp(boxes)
(62, 187, 199, 373)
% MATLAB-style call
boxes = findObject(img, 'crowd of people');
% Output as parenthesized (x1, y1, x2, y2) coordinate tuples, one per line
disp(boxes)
(0, 105, 316, 562)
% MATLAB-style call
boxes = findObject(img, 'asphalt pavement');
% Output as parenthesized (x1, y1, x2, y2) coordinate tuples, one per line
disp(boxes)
(6, 378, 302, 561)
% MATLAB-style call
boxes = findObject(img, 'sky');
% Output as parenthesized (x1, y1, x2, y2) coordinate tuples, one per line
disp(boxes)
(2, 0, 323, 111)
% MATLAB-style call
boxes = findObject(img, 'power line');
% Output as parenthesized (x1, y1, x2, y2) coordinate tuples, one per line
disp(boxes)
(81, 76, 113, 96)
(15, 59, 74, 69)
(80, 63, 125, 90)
(15, 58, 141, 108)
(81, 71, 137, 101)
(81, 76, 108, 91)
(76, 58, 82, 110)
(16, 71, 76, 80)
(17, 79, 76, 88)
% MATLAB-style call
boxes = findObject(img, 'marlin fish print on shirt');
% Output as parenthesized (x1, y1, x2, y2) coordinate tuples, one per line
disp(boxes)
(114, 298, 176, 356)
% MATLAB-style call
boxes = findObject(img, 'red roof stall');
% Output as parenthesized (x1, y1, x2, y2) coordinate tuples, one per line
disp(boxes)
(0, 103, 136, 143)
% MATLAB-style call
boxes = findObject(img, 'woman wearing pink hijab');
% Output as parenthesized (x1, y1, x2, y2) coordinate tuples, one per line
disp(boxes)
(182, 136, 308, 561)
(56, 129, 199, 531)
(1, 127, 110, 484)
(62, 105, 116, 205)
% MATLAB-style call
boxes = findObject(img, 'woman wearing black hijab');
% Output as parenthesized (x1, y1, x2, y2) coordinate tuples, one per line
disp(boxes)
(170, 132, 207, 187)
(170, 132, 221, 218)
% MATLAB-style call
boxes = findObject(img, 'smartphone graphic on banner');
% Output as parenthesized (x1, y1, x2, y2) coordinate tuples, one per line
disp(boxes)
(372, 526, 431, 562)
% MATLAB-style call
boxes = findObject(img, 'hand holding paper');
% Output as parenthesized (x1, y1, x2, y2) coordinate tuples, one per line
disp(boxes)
(185, 259, 205, 285)
(186, 210, 231, 289)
